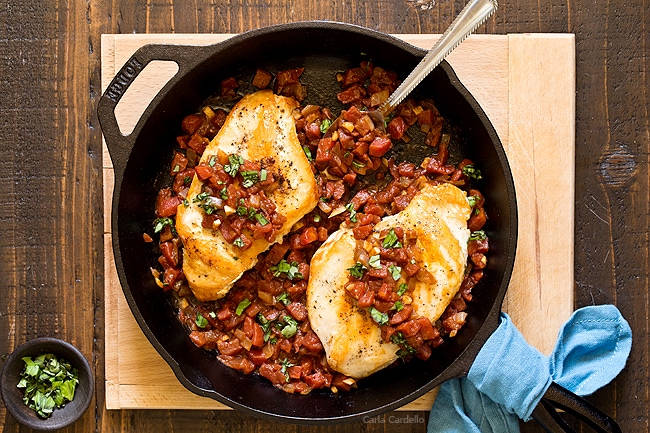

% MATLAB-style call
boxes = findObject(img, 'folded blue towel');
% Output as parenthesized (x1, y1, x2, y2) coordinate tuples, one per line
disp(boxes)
(428, 305, 632, 433)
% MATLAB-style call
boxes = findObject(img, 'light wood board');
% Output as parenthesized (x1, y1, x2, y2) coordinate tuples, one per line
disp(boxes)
(101, 33, 575, 410)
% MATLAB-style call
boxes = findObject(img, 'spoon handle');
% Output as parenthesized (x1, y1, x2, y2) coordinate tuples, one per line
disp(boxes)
(379, 0, 498, 116)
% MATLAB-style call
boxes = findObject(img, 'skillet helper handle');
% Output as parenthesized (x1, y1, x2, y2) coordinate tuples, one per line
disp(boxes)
(532, 382, 622, 433)
(97, 43, 208, 176)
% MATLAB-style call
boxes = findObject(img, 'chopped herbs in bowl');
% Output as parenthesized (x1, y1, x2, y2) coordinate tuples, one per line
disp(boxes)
(17, 353, 79, 418)
(1, 337, 93, 431)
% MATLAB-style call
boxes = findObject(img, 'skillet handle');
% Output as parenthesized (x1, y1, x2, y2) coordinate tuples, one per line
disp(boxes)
(97, 43, 210, 177)
(531, 382, 622, 433)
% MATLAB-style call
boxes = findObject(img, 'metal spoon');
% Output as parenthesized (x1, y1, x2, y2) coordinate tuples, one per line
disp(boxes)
(327, 0, 498, 135)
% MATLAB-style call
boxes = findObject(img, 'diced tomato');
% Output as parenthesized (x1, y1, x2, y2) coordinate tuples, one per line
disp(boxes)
(210, 108, 228, 130)
(316, 138, 334, 163)
(368, 136, 392, 157)
(416, 109, 435, 125)
(304, 122, 322, 140)
(259, 363, 288, 385)
(337, 84, 366, 104)
(468, 207, 488, 231)
(162, 267, 181, 289)
(194, 164, 214, 181)
(216, 338, 243, 356)
(415, 343, 432, 361)
(387, 116, 407, 140)
(220, 76, 239, 98)
(301, 331, 323, 352)
(352, 224, 374, 240)
(159, 241, 179, 267)
(395, 319, 420, 337)
(303, 371, 331, 389)
(187, 133, 207, 155)
(357, 290, 375, 308)
(155, 188, 182, 217)
(345, 281, 366, 300)
(252, 68, 273, 89)
(246, 348, 269, 365)
(416, 317, 439, 340)
(169, 151, 189, 175)
(299, 226, 319, 245)
(251, 324, 265, 348)
(343, 105, 363, 123)
(218, 355, 255, 374)
(286, 302, 308, 322)
(341, 67, 367, 87)
(181, 114, 203, 135)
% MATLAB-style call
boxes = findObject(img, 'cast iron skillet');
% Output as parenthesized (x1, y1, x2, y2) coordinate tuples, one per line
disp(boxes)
(98, 21, 619, 431)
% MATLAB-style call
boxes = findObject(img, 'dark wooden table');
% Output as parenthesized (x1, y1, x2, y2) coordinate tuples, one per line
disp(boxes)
(1, 0, 647, 432)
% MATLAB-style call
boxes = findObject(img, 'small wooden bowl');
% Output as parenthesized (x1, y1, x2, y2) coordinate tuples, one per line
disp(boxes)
(1, 338, 94, 431)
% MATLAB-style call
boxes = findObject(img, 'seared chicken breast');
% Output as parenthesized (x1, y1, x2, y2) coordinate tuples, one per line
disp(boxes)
(176, 90, 319, 301)
(306, 183, 472, 378)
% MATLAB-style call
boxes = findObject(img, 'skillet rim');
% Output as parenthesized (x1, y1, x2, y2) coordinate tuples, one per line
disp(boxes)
(98, 20, 517, 423)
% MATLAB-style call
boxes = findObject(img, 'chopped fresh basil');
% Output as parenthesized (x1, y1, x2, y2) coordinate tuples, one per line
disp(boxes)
(280, 316, 298, 338)
(235, 298, 251, 316)
(390, 332, 417, 358)
(220, 187, 229, 200)
(224, 154, 244, 177)
(17, 353, 79, 419)
(382, 228, 402, 249)
(184, 176, 192, 186)
(369, 307, 389, 325)
(276, 292, 291, 306)
(240, 170, 260, 188)
(469, 230, 487, 241)
(153, 217, 175, 234)
(254, 212, 269, 226)
(352, 160, 366, 169)
(397, 283, 409, 296)
(388, 265, 402, 281)
(462, 164, 483, 180)
(208, 155, 217, 167)
(467, 195, 479, 207)
(195, 312, 208, 328)
(193, 192, 209, 203)
(257, 314, 273, 342)
(269, 259, 303, 280)
(320, 118, 332, 133)
(368, 254, 381, 269)
(345, 203, 358, 222)
(347, 262, 366, 279)
(303, 146, 313, 162)
(391, 301, 404, 312)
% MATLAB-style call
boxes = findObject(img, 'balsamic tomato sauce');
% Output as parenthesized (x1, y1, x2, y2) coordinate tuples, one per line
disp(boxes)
(147, 63, 489, 394)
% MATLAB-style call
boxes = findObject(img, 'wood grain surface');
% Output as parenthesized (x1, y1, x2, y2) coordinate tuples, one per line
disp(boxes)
(101, 32, 574, 411)
(0, 0, 648, 432)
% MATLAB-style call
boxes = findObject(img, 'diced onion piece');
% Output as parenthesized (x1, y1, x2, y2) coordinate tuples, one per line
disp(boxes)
(202, 105, 215, 120)
(224, 205, 236, 216)
(258, 290, 274, 305)
(234, 328, 253, 351)
(342, 121, 355, 132)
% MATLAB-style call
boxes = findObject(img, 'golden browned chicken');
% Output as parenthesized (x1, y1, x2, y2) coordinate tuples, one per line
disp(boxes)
(176, 90, 319, 301)
(306, 182, 472, 378)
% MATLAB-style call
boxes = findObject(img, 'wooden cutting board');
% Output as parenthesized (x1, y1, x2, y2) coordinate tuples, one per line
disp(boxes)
(101, 33, 575, 410)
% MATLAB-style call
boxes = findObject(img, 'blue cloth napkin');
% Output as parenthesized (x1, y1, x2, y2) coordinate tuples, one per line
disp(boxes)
(428, 305, 632, 433)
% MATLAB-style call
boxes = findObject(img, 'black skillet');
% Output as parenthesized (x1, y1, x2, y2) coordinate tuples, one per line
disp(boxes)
(98, 21, 619, 431)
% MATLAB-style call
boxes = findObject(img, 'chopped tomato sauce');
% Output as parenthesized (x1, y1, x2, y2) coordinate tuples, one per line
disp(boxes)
(148, 63, 489, 394)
